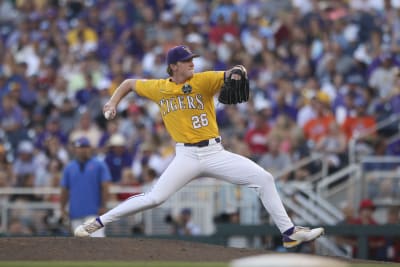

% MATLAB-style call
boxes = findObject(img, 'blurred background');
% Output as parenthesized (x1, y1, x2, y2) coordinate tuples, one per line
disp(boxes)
(0, 0, 399, 262)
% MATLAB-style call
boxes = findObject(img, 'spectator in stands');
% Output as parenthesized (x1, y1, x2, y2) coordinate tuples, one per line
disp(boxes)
(270, 82, 298, 123)
(132, 141, 170, 179)
(41, 135, 69, 166)
(268, 114, 299, 154)
(296, 79, 322, 128)
(169, 208, 201, 236)
(47, 76, 71, 109)
(0, 93, 27, 151)
(34, 115, 68, 151)
(369, 53, 399, 102)
(96, 25, 117, 63)
(69, 109, 102, 147)
(341, 96, 377, 159)
(66, 17, 98, 58)
(104, 133, 133, 183)
(303, 91, 335, 146)
(60, 137, 111, 237)
(58, 98, 79, 135)
(314, 121, 347, 174)
(258, 134, 292, 182)
(6, 61, 36, 109)
(208, 14, 240, 45)
(12, 141, 42, 191)
(331, 78, 361, 125)
(74, 73, 99, 107)
(244, 110, 271, 161)
(341, 97, 377, 140)
(98, 119, 120, 151)
(36, 157, 63, 188)
(119, 104, 151, 146)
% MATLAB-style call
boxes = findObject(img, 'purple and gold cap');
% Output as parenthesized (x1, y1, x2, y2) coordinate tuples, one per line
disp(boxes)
(166, 45, 199, 65)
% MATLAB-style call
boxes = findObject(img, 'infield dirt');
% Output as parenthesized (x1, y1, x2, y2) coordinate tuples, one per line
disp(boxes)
(0, 237, 266, 261)
(0, 237, 390, 264)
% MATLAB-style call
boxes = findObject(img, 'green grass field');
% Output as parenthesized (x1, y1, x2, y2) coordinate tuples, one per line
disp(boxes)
(0, 262, 398, 267)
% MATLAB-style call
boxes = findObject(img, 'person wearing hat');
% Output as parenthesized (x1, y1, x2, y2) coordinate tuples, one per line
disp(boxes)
(60, 137, 111, 237)
(12, 140, 41, 199)
(75, 45, 324, 248)
(104, 133, 132, 183)
(303, 91, 336, 144)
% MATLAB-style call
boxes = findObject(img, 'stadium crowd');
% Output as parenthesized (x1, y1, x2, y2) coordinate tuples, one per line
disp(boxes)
(0, 0, 400, 260)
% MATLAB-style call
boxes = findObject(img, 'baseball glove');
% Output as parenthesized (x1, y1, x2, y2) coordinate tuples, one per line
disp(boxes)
(218, 65, 250, 105)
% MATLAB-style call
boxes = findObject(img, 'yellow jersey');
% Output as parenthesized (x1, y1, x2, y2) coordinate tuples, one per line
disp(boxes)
(135, 71, 225, 143)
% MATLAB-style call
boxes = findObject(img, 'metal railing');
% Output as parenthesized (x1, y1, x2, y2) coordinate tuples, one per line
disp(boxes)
(359, 156, 400, 206)
(274, 153, 327, 182)
(316, 164, 362, 210)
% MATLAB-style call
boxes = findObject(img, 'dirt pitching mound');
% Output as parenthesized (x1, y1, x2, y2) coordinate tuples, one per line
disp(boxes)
(0, 237, 390, 264)
(0, 237, 266, 261)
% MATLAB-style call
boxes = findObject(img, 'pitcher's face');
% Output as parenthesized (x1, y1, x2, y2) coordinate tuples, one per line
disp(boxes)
(176, 59, 195, 79)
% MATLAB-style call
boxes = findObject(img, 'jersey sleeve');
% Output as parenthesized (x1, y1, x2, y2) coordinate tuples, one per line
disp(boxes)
(196, 71, 225, 96)
(135, 79, 164, 102)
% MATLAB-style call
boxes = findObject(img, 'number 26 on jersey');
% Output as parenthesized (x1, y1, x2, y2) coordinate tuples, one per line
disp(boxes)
(192, 113, 209, 129)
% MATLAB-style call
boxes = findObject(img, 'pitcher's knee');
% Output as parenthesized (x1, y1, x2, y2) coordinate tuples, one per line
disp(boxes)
(249, 171, 275, 189)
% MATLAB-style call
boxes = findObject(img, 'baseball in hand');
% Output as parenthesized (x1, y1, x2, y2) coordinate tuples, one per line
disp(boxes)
(104, 110, 113, 120)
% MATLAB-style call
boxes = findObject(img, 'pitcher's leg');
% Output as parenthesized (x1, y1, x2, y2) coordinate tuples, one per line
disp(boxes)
(203, 150, 294, 233)
(100, 154, 201, 225)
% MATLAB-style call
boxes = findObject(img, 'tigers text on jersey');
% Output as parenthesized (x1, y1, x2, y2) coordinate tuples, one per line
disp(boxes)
(135, 71, 225, 143)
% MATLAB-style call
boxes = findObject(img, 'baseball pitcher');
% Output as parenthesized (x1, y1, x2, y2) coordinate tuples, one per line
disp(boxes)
(75, 45, 324, 248)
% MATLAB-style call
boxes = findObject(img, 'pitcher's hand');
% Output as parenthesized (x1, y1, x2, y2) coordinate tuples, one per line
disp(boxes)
(103, 102, 117, 120)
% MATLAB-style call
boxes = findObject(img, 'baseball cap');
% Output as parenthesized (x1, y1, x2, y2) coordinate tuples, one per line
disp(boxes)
(18, 141, 34, 154)
(74, 137, 91, 148)
(315, 91, 330, 104)
(108, 134, 125, 147)
(166, 45, 199, 65)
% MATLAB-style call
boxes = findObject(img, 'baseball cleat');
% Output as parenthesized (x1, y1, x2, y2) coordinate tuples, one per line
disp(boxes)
(282, 226, 324, 248)
(74, 217, 104, 237)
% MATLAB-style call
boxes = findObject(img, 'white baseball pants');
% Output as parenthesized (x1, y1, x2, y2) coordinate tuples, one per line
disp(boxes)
(100, 141, 294, 233)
